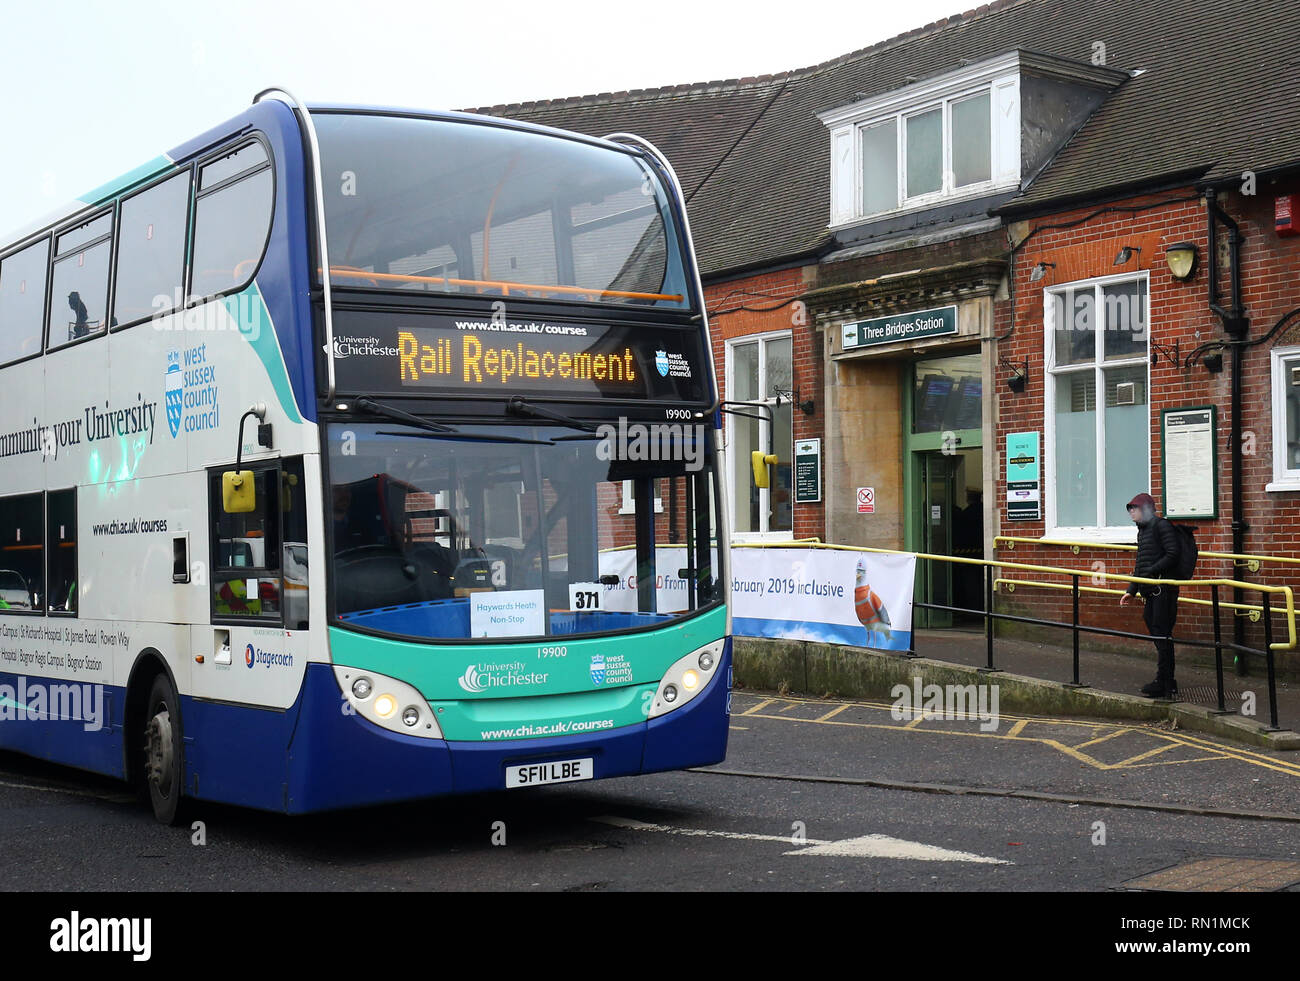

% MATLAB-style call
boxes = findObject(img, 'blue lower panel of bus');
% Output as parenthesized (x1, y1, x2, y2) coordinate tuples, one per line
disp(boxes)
(0, 640, 730, 815)
(0, 670, 125, 777)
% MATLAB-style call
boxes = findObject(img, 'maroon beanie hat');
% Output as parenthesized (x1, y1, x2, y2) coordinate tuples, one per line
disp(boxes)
(1126, 492, 1156, 510)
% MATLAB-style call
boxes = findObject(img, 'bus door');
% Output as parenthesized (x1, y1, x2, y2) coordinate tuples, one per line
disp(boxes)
(190, 457, 310, 707)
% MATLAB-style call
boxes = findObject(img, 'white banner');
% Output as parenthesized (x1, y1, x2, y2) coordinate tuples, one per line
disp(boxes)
(729, 548, 915, 652)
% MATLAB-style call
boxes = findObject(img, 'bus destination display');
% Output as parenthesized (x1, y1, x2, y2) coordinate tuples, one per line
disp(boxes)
(331, 310, 707, 403)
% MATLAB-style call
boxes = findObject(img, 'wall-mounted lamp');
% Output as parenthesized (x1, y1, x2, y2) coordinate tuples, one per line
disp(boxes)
(1029, 261, 1056, 283)
(1114, 245, 1142, 265)
(1203, 352, 1224, 374)
(1000, 356, 1030, 393)
(1165, 242, 1197, 281)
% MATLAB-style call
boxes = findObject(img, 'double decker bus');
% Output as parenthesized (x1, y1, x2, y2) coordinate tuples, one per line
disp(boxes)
(0, 90, 729, 822)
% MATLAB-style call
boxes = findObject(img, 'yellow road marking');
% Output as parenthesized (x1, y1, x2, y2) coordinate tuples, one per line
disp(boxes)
(738, 698, 775, 717)
(728, 694, 1300, 778)
(1113, 743, 1178, 766)
(815, 704, 850, 723)
(1072, 730, 1129, 751)
(1122, 754, 1232, 768)
(728, 725, 749, 731)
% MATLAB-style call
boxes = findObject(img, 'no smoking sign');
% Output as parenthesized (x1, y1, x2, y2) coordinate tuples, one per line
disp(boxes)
(857, 486, 875, 514)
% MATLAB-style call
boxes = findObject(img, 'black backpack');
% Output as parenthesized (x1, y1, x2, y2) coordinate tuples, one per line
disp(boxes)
(1170, 523, 1199, 580)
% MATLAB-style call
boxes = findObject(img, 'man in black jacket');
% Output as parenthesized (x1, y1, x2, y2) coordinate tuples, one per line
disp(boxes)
(1118, 492, 1180, 698)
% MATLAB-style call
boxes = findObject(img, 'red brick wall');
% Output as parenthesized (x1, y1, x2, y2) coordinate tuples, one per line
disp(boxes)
(705, 267, 825, 541)
(995, 186, 1300, 660)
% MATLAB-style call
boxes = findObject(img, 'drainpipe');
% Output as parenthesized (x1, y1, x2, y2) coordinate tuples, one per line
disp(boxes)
(1205, 187, 1250, 670)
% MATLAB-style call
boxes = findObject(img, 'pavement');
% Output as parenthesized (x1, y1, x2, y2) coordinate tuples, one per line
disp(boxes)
(732, 628, 1300, 750)
(914, 627, 1298, 722)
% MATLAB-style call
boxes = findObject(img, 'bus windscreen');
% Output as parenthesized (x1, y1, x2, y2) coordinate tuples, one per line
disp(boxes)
(313, 113, 691, 309)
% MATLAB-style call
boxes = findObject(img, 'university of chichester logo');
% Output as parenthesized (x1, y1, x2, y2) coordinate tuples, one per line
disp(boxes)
(655, 350, 670, 377)
(458, 665, 487, 693)
(165, 351, 183, 438)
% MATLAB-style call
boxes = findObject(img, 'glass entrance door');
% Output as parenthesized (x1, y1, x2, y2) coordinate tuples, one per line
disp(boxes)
(919, 452, 956, 627)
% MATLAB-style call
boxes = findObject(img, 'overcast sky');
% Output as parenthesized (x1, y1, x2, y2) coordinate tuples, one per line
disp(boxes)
(1, 0, 966, 235)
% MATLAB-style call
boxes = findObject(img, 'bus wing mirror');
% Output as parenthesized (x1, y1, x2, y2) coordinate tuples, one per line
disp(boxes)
(751, 451, 778, 490)
(223, 471, 257, 513)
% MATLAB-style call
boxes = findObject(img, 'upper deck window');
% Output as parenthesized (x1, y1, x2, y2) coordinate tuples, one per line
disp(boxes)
(190, 141, 273, 302)
(48, 211, 113, 349)
(113, 170, 190, 327)
(0, 238, 50, 365)
(314, 113, 690, 309)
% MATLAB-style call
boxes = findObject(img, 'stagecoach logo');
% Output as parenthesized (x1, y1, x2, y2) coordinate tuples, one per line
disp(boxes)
(165, 355, 183, 438)
(245, 644, 294, 669)
(655, 350, 670, 377)
(589, 654, 606, 685)
(457, 661, 548, 693)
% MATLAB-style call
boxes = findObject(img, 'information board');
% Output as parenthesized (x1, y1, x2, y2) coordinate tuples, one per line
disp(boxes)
(794, 438, 821, 503)
(1161, 407, 1217, 518)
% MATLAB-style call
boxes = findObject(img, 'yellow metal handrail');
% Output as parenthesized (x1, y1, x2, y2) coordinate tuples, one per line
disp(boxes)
(995, 578, 1264, 620)
(993, 535, 1300, 573)
(730, 540, 1297, 651)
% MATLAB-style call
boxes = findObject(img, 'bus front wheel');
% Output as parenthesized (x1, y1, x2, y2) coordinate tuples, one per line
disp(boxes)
(142, 674, 185, 825)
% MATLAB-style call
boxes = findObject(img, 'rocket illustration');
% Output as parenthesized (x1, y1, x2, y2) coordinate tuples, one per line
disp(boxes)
(853, 556, 892, 636)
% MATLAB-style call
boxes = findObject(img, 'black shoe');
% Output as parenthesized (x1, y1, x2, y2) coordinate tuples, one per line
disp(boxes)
(1141, 680, 1179, 699)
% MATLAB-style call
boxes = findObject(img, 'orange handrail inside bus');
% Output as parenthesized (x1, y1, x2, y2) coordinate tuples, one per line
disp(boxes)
(325, 266, 683, 303)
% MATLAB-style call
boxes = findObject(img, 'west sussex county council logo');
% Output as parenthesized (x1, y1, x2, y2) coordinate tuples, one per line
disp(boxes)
(589, 654, 606, 685)
(165, 355, 183, 438)
(654, 350, 670, 377)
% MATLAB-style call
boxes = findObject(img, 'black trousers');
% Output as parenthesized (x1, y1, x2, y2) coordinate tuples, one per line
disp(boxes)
(1142, 584, 1179, 685)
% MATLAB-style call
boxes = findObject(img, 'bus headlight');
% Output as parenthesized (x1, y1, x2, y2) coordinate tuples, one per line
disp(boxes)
(647, 639, 725, 719)
(335, 666, 443, 740)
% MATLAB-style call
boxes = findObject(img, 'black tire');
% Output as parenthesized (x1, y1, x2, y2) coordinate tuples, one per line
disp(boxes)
(142, 674, 185, 825)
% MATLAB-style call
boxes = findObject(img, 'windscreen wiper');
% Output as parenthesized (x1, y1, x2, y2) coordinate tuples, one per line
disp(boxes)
(375, 430, 555, 446)
(505, 396, 597, 433)
(353, 397, 458, 434)
(354, 397, 553, 445)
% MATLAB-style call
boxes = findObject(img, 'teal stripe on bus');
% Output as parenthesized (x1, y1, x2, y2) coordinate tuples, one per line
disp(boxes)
(225, 282, 303, 424)
(81, 155, 176, 207)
